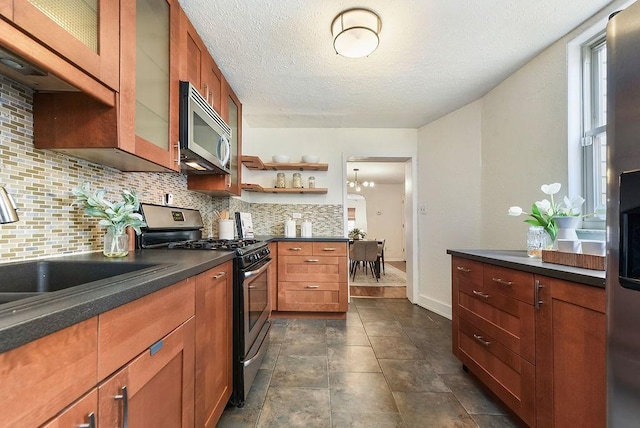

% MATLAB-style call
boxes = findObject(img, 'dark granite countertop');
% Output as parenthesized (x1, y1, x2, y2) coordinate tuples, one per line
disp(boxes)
(447, 249, 605, 288)
(0, 249, 235, 354)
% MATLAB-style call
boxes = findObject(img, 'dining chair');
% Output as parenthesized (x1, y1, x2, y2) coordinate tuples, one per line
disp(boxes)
(349, 240, 379, 281)
(377, 239, 385, 275)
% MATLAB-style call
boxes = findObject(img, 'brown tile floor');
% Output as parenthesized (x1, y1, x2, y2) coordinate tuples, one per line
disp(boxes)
(218, 298, 520, 428)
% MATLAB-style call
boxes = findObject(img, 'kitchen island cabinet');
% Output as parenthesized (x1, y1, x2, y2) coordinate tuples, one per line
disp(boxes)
(535, 275, 606, 428)
(449, 250, 606, 427)
(276, 240, 348, 315)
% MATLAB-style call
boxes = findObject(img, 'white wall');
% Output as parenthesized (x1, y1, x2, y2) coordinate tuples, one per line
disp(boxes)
(359, 184, 404, 260)
(417, 101, 483, 318)
(415, 1, 627, 319)
(241, 127, 417, 205)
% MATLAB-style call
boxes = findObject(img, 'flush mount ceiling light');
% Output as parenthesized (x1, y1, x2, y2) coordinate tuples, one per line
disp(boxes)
(331, 8, 381, 58)
(347, 168, 375, 192)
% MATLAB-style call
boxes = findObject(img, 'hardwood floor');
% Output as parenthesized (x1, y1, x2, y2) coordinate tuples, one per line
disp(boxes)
(387, 261, 406, 272)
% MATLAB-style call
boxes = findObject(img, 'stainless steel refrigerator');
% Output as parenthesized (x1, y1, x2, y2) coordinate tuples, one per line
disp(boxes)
(607, 2, 640, 425)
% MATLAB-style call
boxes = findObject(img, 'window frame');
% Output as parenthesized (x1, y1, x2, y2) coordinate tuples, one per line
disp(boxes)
(581, 33, 607, 227)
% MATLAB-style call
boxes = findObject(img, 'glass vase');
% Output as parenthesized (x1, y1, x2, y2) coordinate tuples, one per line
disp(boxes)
(527, 226, 551, 258)
(103, 228, 129, 257)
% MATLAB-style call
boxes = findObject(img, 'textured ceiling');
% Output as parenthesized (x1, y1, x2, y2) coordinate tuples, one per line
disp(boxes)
(179, 0, 615, 129)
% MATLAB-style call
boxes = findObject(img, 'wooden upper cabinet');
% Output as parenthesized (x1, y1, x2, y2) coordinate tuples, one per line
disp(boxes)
(11, 0, 119, 91)
(180, 9, 223, 115)
(0, 0, 117, 104)
(187, 78, 243, 196)
(202, 57, 223, 113)
(33, 0, 181, 172)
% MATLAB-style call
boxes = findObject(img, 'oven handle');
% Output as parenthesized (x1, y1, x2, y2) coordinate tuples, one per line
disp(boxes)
(243, 258, 272, 280)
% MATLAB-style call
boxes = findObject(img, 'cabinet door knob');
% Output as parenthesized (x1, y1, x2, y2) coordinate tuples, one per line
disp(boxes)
(456, 266, 471, 273)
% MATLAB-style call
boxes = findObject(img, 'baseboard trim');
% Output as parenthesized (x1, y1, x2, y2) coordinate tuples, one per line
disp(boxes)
(416, 294, 452, 320)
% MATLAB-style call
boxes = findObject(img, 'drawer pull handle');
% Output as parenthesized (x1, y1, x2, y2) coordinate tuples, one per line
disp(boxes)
(213, 271, 227, 279)
(323, 247, 337, 251)
(473, 334, 491, 347)
(114, 386, 129, 428)
(535, 279, 543, 309)
(492, 277, 513, 286)
(305, 259, 320, 263)
(472, 290, 490, 299)
(289, 247, 303, 251)
(456, 266, 471, 273)
(78, 412, 96, 428)
(305, 285, 320, 289)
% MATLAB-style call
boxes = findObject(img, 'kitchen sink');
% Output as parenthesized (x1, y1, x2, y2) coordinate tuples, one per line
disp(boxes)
(0, 260, 166, 303)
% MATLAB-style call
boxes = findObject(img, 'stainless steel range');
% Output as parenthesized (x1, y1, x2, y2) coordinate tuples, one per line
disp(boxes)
(137, 203, 272, 408)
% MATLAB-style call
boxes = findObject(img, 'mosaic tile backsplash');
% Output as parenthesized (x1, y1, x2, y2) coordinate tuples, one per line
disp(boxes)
(0, 76, 344, 262)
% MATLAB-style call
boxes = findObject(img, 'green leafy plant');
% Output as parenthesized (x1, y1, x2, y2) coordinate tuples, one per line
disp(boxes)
(72, 183, 146, 235)
(507, 182, 585, 242)
(348, 228, 367, 240)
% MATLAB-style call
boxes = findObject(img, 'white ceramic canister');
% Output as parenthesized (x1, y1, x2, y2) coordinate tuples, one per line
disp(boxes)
(284, 219, 296, 238)
(301, 220, 312, 238)
(219, 219, 235, 240)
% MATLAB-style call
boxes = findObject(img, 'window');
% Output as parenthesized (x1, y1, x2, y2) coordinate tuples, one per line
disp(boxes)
(581, 35, 607, 221)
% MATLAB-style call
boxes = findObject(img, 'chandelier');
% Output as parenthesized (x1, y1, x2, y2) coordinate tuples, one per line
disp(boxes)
(347, 168, 375, 192)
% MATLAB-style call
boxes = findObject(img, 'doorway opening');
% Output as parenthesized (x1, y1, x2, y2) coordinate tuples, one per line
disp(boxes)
(344, 157, 414, 300)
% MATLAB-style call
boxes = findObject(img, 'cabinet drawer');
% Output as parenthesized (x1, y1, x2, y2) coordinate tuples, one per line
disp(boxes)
(98, 279, 195, 380)
(484, 264, 534, 304)
(278, 241, 314, 255)
(312, 242, 347, 256)
(278, 281, 346, 312)
(452, 257, 483, 289)
(458, 318, 535, 427)
(457, 284, 535, 363)
(278, 255, 346, 283)
(0, 318, 98, 427)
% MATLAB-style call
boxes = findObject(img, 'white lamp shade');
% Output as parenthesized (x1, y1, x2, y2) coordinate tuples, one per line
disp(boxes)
(332, 9, 381, 58)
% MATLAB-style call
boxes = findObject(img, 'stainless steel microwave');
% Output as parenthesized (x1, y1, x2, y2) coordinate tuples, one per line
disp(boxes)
(179, 81, 231, 174)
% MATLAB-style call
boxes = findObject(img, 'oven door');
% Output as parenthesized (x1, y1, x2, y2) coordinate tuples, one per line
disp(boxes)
(243, 257, 272, 355)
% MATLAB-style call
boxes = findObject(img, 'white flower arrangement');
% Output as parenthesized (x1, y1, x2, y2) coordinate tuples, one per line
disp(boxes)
(507, 182, 585, 241)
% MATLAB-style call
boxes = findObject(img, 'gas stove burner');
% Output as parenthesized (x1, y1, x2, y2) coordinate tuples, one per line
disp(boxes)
(167, 238, 260, 251)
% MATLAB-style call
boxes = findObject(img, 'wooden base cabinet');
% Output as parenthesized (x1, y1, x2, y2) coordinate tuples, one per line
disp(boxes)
(277, 241, 348, 312)
(195, 262, 233, 428)
(452, 257, 535, 426)
(535, 276, 606, 428)
(99, 318, 195, 427)
(0, 318, 98, 427)
(451, 257, 606, 427)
